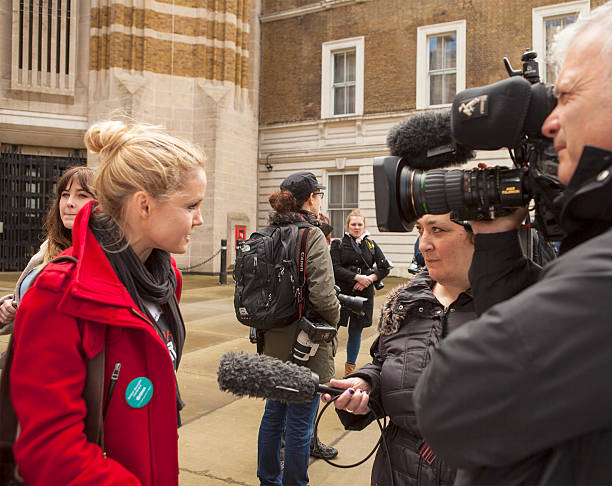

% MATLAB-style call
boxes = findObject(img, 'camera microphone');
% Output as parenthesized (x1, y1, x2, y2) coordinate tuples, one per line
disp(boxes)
(386, 110, 475, 169)
(217, 352, 343, 403)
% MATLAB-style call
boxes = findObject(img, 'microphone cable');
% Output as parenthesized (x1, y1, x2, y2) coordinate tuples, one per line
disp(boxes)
(312, 394, 395, 486)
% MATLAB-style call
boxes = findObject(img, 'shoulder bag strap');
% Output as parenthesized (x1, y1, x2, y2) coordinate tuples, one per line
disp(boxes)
(83, 342, 105, 450)
(349, 236, 372, 271)
(0, 333, 19, 483)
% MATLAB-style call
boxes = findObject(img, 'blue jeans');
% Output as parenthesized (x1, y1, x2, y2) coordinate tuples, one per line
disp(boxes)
(257, 396, 319, 486)
(346, 324, 363, 365)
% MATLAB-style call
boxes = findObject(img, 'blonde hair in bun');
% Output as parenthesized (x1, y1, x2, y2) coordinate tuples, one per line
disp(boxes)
(84, 120, 206, 230)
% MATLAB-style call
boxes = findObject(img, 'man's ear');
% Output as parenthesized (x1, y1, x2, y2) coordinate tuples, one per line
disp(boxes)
(131, 190, 152, 218)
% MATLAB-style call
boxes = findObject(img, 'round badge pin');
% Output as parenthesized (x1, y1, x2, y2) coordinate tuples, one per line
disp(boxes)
(125, 377, 154, 408)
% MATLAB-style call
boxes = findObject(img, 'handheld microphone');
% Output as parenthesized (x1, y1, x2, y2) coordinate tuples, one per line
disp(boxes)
(386, 110, 475, 169)
(217, 352, 344, 403)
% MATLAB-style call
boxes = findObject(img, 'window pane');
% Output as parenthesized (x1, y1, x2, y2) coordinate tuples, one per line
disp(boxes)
(429, 36, 442, 70)
(444, 34, 456, 68)
(430, 73, 443, 105)
(330, 210, 345, 238)
(545, 13, 578, 83)
(344, 174, 358, 206)
(346, 51, 356, 82)
(346, 85, 355, 113)
(443, 72, 456, 105)
(334, 52, 345, 83)
(329, 175, 343, 208)
(334, 86, 346, 115)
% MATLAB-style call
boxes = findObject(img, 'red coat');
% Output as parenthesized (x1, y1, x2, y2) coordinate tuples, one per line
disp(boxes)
(10, 202, 183, 486)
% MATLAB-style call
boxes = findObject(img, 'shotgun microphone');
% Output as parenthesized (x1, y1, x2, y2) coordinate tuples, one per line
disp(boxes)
(217, 352, 343, 403)
(386, 109, 475, 169)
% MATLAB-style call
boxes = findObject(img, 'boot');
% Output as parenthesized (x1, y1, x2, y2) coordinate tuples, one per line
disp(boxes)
(344, 362, 356, 377)
(310, 436, 338, 460)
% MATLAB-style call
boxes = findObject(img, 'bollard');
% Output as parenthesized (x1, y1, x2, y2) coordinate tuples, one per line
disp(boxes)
(219, 239, 228, 285)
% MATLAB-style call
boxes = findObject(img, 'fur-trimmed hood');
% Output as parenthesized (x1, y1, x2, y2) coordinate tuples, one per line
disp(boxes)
(268, 210, 320, 227)
(377, 271, 437, 336)
(377, 271, 473, 336)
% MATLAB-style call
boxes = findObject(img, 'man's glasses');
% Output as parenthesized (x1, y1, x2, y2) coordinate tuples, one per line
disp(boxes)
(314, 192, 324, 199)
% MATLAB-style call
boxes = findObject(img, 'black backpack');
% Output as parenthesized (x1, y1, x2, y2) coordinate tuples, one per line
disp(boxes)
(233, 222, 311, 330)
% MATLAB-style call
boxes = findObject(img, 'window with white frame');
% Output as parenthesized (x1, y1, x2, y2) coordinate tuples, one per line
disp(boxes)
(416, 20, 466, 109)
(532, 1, 589, 84)
(321, 37, 364, 118)
(327, 173, 359, 239)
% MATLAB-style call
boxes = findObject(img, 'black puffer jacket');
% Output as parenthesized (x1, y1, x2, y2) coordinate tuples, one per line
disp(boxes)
(331, 233, 390, 328)
(336, 272, 475, 486)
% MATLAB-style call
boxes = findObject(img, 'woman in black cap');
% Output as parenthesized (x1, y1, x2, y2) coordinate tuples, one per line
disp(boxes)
(257, 171, 340, 486)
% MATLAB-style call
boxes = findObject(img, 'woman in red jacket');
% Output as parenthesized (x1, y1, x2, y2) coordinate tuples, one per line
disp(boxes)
(10, 120, 207, 485)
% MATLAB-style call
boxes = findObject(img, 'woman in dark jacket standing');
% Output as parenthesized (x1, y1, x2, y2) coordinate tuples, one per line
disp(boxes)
(322, 213, 476, 486)
(331, 209, 390, 377)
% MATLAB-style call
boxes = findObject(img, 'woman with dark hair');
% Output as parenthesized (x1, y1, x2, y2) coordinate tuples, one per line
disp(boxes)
(0, 166, 95, 338)
(323, 213, 476, 486)
(257, 171, 340, 486)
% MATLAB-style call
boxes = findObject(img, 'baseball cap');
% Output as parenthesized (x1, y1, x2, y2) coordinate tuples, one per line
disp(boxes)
(280, 172, 326, 202)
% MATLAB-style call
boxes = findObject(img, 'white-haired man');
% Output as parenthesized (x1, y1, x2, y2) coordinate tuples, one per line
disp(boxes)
(414, 2, 612, 485)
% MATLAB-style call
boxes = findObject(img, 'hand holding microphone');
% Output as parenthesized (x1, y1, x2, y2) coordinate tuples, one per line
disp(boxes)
(321, 377, 372, 415)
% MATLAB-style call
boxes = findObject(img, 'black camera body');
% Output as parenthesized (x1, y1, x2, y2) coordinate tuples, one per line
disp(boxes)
(334, 285, 367, 316)
(291, 313, 338, 364)
(374, 50, 565, 240)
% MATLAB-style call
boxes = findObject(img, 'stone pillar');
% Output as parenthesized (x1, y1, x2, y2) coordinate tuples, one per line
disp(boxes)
(87, 0, 260, 272)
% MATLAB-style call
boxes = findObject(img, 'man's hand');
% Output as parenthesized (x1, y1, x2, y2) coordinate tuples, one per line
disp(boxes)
(469, 207, 529, 235)
(321, 377, 372, 415)
(0, 299, 17, 325)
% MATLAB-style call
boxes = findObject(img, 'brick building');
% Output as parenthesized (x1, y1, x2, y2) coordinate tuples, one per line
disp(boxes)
(258, 0, 603, 275)
(0, 0, 604, 274)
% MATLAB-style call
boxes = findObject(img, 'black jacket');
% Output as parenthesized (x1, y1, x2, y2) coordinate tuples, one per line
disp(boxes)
(337, 272, 475, 486)
(331, 233, 390, 328)
(414, 146, 612, 486)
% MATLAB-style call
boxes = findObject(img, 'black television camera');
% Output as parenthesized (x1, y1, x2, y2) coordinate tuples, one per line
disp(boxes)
(374, 50, 565, 240)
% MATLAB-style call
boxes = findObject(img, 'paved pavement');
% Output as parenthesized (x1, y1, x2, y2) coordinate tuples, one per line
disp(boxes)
(0, 272, 410, 485)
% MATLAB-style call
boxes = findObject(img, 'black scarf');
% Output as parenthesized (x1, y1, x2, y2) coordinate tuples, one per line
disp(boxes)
(89, 210, 186, 424)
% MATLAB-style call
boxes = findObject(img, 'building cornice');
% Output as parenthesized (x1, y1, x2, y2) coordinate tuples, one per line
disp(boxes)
(261, 0, 367, 23)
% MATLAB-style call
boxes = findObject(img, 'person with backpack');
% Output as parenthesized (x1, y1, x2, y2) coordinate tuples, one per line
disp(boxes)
(0, 166, 95, 348)
(256, 171, 340, 486)
(6, 120, 206, 485)
(330, 209, 391, 377)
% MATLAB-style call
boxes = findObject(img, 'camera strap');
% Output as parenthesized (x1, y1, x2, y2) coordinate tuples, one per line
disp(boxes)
(296, 226, 311, 319)
(350, 236, 374, 274)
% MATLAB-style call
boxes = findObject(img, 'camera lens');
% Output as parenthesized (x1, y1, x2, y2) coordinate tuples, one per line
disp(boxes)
(374, 155, 532, 231)
(398, 168, 467, 218)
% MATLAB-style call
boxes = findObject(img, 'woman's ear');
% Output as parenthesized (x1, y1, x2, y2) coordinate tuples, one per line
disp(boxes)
(131, 191, 152, 218)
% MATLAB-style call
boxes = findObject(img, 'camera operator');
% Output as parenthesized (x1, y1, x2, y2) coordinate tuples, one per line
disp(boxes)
(413, 3, 612, 485)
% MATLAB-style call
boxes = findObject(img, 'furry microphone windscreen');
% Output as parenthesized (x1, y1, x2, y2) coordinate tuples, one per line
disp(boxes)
(386, 110, 474, 169)
(217, 352, 317, 403)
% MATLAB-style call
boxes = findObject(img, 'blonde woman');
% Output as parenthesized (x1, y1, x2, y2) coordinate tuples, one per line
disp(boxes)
(330, 209, 391, 376)
(9, 121, 206, 485)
